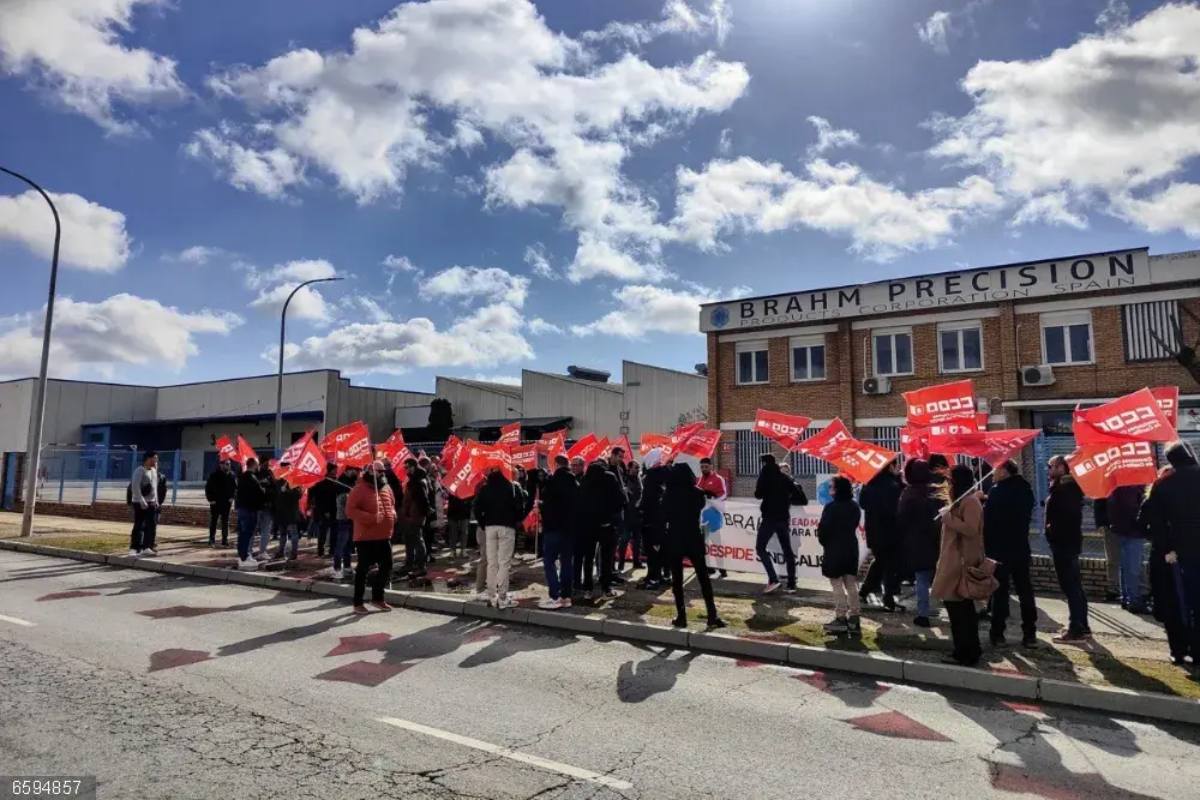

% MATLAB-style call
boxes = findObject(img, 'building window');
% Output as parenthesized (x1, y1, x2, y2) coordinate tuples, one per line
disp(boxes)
(1041, 311, 1093, 365)
(735, 341, 769, 385)
(938, 322, 983, 373)
(873, 328, 913, 376)
(734, 429, 772, 476)
(1123, 300, 1180, 362)
(789, 336, 826, 382)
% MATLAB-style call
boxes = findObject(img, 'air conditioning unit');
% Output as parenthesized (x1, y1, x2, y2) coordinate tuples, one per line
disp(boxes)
(862, 376, 892, 395)
(1021, 365, 1055, 387)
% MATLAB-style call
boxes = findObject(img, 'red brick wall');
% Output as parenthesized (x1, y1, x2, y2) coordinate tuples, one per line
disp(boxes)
(16, 499, 209, 527)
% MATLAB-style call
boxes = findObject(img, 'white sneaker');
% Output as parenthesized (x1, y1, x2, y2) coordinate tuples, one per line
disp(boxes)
(498, 596, 518, 609)
(538, 598, 563, 610)
(560, 597, 573, 608)
(472, 591, 490, 602)
(141, 548, 158, 557)
(763, 582, 782, 595)
(127, 549, 140, 557)
(238, 558, 259, 571)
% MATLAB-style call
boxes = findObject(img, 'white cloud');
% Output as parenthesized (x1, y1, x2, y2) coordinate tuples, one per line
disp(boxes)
(929, 3, 1200, 236)
(807, 116, 859, 155)
(528, 317, 563, 335)
(671, 156, 1003, 261)
(1010, 192, 1087, 230)
(246, 258, 338, 321)
(170, 245, 224, 265)
(0, 189, 131, 271)
(523, 244, 556, 280)
(420, 266, 530, 307)
(717, 127, 732, 155)
(1096, 0, 1130, 32)
(277, 302, 533, 375)
(583, 0, 731, 47)
(345, 296, 393, 323)
(382, 254, 418, 272)
(185, 126, 305, 200)
(0, 293, 240, 378)
(0, 0, 186, 133)
(571, 283, 722, 338)
(1113, 183, 1200, 237)
(201, 0, 749, 283)
(915, 1, 991, 55)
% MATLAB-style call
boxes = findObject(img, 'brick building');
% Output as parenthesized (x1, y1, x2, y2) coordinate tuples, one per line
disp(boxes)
(701, 247, 1200, 498)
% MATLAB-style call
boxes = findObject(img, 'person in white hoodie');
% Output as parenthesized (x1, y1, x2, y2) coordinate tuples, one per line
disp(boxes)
(129, 451, 160, 557)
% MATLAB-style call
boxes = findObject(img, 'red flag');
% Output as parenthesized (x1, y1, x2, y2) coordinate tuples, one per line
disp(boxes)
(927, 429, 1041, 467)
(795, 419, 855, 461)
(511, 443, 538, 470)
(279, 428, 316, 465)
(440, 435, 462, 468)
(464, 439, 514, 480)
(497, 421, 521, 450)
(537, 429, 566, 454)
(545, 431, 566, 463)
(299, 488, 309, 517)
(903, 380, 978, 427)
(1073, 388, 1175, 446)
(235, 435, 258, 466)
(613, 434, 634, 465)
(442, 447, 484, 500)
(321, 421, 372, 473)
(567, 433, 598, 460)
(829, 440, 896, 484)
(754, 410, 811, 450)
(280, 438, 327, 489)
(1068, 442, 1158, 500)
(376, 429, 414, 465)
(674, 428, 721, 460)
(900, 426, 930, 460)
(580, 436, 610, 463)
(639, 433, 671, 455)
(1150, 386, 1180, 430)
(215, 435, 237, 463)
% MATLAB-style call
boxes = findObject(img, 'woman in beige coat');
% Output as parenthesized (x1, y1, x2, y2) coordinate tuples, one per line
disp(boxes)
(933, 464, 985, 666)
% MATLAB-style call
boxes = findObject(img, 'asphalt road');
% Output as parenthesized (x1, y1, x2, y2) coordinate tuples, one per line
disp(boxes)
(1, 551, 1198, 800)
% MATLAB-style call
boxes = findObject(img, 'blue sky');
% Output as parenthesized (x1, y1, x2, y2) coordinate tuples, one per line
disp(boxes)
(1, 0, 1198, 390)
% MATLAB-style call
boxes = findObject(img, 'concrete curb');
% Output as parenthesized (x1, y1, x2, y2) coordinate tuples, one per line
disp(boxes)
(4, 538, 1198, 725)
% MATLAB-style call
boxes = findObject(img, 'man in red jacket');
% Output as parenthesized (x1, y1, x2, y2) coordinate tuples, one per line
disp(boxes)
(347, 462, 397, 614)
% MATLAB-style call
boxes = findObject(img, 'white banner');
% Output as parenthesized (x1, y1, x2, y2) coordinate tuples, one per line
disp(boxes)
(701, 498, 866, 578)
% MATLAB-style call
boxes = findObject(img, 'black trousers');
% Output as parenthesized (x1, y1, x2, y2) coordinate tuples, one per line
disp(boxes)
(671, 539, 719, 621)
(991, 558, 1038, 640)
(860, 548, 901, 604)
(1150, 552, 1190, 660)
(944, 599, 981, 665)
(131, 504, 157, 551)
(313, 513, 335, 555)
(402, 523, 427, 573)
(1051, 546, 1090, 635)
(354, 540, 392, 604)
(208, 502, 231, 544)
(423, 516, 437, 555)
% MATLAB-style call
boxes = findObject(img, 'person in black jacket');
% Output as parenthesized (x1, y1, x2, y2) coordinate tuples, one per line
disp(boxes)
(234, 459, 266, 567)
(1045, 455, 1090, 642)
(307, 464, 344, 558)
(637, 454, 670, 590)
(256, 461, 277, 559)
(577, 460, 625, 599)
(445, 492, 472, 558)
(1109, 483, 1148, 612)
(663, 462, 725, 630)
(983, 459, 1038, 647)
(858, 461, 903, 611)
(818, 476, 863, 637)
(539, 455, 578, 609)
(618, 459, 643, 573)
(205, 460, 237, 547)
(398, 463, 430, 579)
(474, 468, 524, 608)
(273, 479, 304, 560)
(1140, 466, 1189, 665)
(897, 459, 945, 627)
(754, 454, 798, 593)
(1154, 442, 1200, 671)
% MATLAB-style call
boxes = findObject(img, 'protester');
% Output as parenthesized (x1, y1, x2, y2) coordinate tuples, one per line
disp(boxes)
(1094, 496, 1119, 602)
(579, 459, 625, 599)
(204, 459, 237, 548)
(604, 449, 629, 583)
(928, 454, 950, 485)
(1045, 454, 1091, 642)
(128, 451, 160, 557)
(156, 468, 169, 523)
(234, 458, 266, 570)
(618, 459, 643, 573)
(307, 464, 343, 558)
(897, 458, 945, 628)
(663, 462, 725, 629)
(982, 459, 1038, 648)
(1108, 483, 1148, 612)
(538, 454, 577, 609)
(445, 490, 472, 558)
(1152, 442, 1200, 672)
(398, 458, 430, 579)
(818, 476, 863, 637)
(273, 478, 304, 561)
(473, 466, 524, 608)
(347, 462, 396, 614)
(858, 460, 904, 612)
(255, 460, 276, 560)
(1140, 465, 1188, 665)
(637, 451, 669, 590)
(333, 467, 357, 579)
(381, 458, 404, 542)
(779, 462, 809, 506)
(933, 464, 987, 667)
(418, 455, 439, 560)
(754, 453, 798, 594)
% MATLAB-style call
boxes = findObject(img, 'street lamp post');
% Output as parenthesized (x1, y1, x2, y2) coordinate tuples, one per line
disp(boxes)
(1, 166, 61, 538)
(275, 277, 342, 456)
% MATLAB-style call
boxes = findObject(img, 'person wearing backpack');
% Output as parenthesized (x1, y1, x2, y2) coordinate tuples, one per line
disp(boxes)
(128, 451, 160, 556)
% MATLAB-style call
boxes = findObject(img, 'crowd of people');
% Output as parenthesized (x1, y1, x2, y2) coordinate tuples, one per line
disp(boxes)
(143, 436, 1200, 672)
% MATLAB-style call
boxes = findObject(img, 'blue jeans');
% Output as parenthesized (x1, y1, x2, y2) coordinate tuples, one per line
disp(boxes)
(257, 510, 273, 555)
(236, 508, 256, 561)
(275, 523, 299, 560)
(914, 569, 933, 618)
(1051, 545, 1090, 634)
(542, 529, 574, 600)
(333, 520, 353, 571)
(1119, 537, 1145, 606)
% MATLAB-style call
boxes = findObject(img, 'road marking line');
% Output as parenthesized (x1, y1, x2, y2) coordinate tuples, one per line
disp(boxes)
(0, 613, 36, 627)
(377, 717, 633, 791)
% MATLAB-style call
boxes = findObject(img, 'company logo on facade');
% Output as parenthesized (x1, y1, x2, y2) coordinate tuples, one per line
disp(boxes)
(709, 306, 730, 329)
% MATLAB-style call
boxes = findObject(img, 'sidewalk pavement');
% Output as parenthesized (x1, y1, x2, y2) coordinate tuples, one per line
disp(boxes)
(3, 511, 1197, 709)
